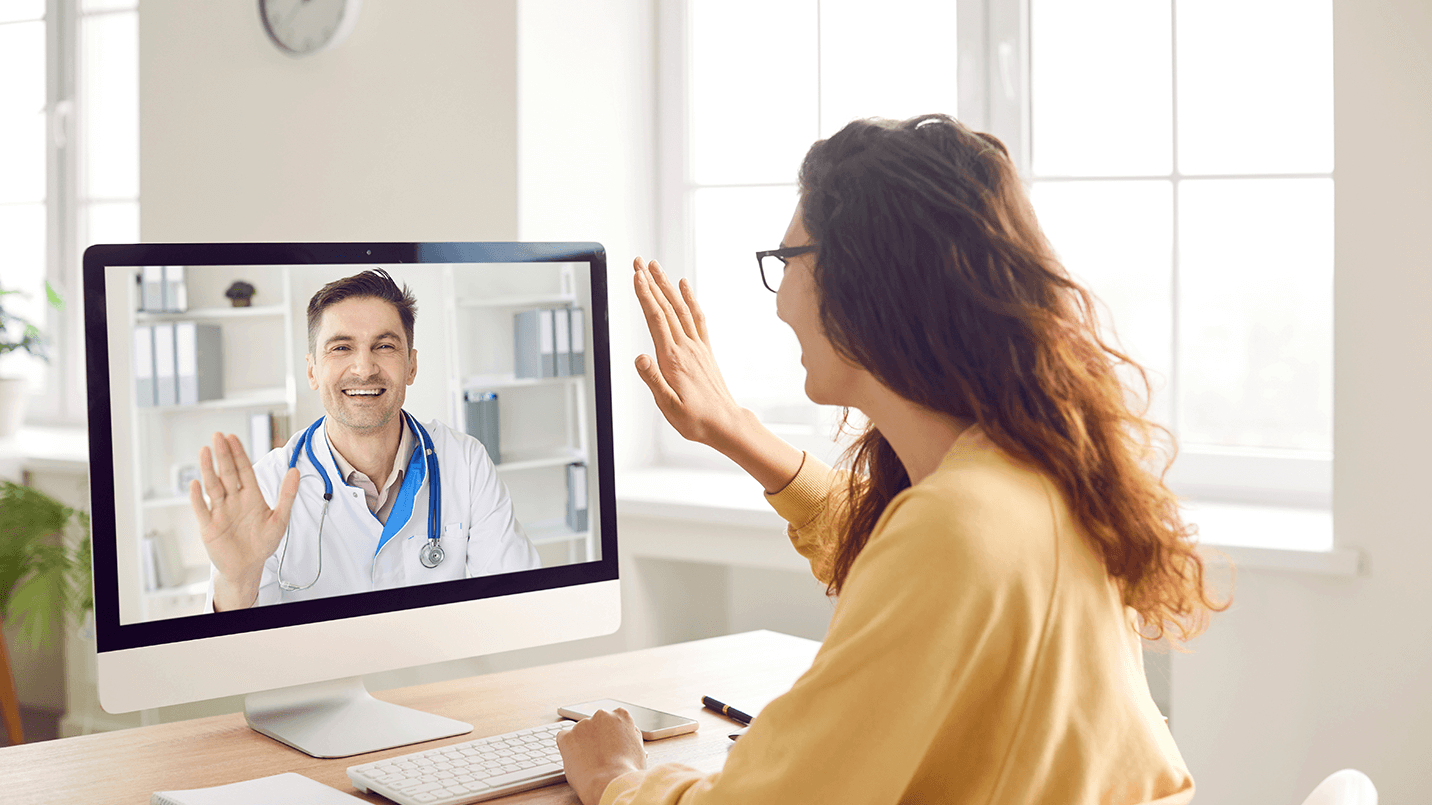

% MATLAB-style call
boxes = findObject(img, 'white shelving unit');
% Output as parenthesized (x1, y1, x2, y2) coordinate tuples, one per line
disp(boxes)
(128, 267, 298, 622)
(441, 263, 597, 567)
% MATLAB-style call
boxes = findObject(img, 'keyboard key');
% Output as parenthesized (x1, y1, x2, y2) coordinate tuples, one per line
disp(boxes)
(483, 763, 565, 788)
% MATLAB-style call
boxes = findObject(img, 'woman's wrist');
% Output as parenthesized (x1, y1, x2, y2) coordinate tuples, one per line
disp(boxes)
(707, 407, 805, 494)
(581, 762, 643, 805)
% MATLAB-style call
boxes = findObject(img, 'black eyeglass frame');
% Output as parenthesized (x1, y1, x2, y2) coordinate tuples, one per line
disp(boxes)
(754, 244, 817, 293)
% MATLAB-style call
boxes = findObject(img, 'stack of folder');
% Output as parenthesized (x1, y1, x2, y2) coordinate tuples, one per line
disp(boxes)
(134, 322, 224, 407)
(514, 307, 586, 379)
(139, 265, 188, 313)
(566, 462, 588, 533)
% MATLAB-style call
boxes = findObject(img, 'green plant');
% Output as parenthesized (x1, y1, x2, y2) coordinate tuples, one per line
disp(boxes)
(0, 481, 92, 650)
(0, 282, 63, 363)
(225, 281, 256, 303)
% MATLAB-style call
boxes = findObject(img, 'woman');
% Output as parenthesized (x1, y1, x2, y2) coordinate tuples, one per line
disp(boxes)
(557, 115, 1225, 804)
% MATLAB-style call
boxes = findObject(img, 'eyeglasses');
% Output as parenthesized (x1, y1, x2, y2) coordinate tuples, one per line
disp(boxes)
(754, 245, 816, 293)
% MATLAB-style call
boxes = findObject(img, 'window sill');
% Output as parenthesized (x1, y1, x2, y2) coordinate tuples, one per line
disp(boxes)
(617, 466, 1360, 578)
(0, 425, 90, 474)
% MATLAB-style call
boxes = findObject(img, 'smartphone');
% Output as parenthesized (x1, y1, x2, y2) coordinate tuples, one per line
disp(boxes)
(557, 699, 699, 740)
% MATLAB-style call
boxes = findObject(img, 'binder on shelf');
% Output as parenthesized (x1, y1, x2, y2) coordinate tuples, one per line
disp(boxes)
(514, 308, 557, 379)
(566, 462, 588, 533)
(141, 265, 165, 312)
(175, 321, 224, 405)
(152, 322, 178, 406)
(139, 535, 159, 592)
(163, 265, 188, 312)
(570, 307, 586, 375)
(554, 306, 571, 376)
(149, 530, 184, 589)
(249, 411, 273, 459)
(134, 324, 156, 407)
(269, 410, 292, 449)
(464, 391, 501, 464)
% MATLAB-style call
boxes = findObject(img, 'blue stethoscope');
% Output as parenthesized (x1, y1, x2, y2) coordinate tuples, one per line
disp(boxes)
(277, 410, 444, 591)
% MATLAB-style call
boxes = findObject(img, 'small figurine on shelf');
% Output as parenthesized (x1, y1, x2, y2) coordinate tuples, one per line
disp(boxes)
(225, 281, 256, 307)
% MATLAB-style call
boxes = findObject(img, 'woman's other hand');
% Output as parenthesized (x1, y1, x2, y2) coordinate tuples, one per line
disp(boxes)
(556, 708, 646, 805)
(632, 256, 745, 449)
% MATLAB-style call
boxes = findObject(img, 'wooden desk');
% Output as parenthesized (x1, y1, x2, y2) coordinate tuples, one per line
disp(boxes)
(0, 631, 819, 805)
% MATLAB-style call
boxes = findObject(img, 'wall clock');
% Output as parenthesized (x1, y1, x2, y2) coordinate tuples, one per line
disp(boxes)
(260, 0, 362, 57)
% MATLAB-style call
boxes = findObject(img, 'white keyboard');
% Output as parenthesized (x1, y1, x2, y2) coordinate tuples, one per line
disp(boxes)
(348, 721, 568, 804)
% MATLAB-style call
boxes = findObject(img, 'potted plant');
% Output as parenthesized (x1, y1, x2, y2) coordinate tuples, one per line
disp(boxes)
(0, 283, 62, 438)
(225, 281, 256, 307)
(0, 481, 92, 745)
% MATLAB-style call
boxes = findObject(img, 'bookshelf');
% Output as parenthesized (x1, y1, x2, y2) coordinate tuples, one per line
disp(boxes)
(127, 265, 299, 622)
(441, 262, 598, 568)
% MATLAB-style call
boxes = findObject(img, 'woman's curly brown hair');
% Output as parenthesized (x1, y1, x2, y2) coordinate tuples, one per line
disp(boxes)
(799, 114, 1228, 642)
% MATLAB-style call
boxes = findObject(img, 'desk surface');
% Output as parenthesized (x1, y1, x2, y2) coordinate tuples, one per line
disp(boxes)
(0, 631, 819, 805)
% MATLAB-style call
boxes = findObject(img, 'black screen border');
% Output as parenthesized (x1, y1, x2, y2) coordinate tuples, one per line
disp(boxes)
(83, 242, 617, 653)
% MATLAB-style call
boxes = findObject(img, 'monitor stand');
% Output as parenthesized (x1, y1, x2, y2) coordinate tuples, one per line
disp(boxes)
(244, 676, 472, 758)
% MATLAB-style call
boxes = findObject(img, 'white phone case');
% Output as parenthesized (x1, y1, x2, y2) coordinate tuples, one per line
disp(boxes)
(557, 699, 699, 740)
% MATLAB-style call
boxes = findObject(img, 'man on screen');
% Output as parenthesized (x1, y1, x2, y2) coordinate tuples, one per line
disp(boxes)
(193, 269, 540, 611)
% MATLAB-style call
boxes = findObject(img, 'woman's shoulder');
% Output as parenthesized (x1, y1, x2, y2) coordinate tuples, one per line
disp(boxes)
(879, 431, 1064, 573)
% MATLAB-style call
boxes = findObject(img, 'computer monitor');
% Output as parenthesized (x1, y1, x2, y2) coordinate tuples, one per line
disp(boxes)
(83, 242, 620, 757)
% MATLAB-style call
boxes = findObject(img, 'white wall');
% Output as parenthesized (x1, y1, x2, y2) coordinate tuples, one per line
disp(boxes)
(112, 0, 662, 725)
(516, 0, 659, 472)
(1169, 1, 1432, 801)
(140, 0, 518, 243)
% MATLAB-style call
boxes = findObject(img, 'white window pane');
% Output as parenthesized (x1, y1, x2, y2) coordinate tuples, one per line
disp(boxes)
(690, 0, 818, 186)
(0, 20, 47, 204)
(1031, 180, 1173, 425)
(0, 3, 44, 23)
(1031, 0, 1172, 177)
(0, 112, 47, 204)
(0, 203, 50, 388)
(0, 21, 46, 117)
(1177, 0, 1332, 175)
(1178, 179, 1332, 451)
(692, 186, 811, 416)
(819, 0, 957, 138)
(84, 199, 140, 247)
(80, 10, 140, 199)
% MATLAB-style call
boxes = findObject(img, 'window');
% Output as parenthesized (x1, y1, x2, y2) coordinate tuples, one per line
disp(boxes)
(662, 0, 1332, 513)
(1024, 0, 1333, 508)
(0, 0, 139, 426)
(658, 0, 962, 465)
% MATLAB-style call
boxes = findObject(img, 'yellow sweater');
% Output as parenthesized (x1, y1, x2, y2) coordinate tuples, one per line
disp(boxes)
(601, 426, 1194, 804)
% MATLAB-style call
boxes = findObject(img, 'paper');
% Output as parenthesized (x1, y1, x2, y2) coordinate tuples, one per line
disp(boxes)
(152, 772, 364, 805)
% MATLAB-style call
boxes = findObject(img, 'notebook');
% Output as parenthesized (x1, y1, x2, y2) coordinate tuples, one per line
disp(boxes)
(151, 772, 364, 805)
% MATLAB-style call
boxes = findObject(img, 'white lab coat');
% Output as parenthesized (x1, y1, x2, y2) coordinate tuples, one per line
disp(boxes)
(205, 415, 540, 609)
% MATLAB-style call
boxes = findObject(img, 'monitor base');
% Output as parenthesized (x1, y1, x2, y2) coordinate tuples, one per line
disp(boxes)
(244, 676, 472, 758)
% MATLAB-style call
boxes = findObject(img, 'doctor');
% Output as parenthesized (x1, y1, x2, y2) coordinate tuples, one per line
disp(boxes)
(192, 269, 540, 611)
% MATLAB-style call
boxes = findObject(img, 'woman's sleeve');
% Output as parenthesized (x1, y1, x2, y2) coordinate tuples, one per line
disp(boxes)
(762, 453, 858, 586)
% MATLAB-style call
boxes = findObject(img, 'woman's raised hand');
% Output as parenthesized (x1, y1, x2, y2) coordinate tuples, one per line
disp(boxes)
(631, 256, 805, 494)
(631, 256, 745, 450)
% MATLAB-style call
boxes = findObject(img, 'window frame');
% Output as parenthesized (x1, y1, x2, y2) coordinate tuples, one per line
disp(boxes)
(656, 0, 1331, 511)
(22, 0, 140, 429)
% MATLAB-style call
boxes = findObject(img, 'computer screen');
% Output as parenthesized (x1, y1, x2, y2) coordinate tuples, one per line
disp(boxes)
(84, 242, 620, 756)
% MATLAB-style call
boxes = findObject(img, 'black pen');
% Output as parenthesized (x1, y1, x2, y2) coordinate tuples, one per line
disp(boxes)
(702, 696, 753, 725)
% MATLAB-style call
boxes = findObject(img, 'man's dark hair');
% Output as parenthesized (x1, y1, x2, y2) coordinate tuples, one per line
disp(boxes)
(306, 268, 418, 353)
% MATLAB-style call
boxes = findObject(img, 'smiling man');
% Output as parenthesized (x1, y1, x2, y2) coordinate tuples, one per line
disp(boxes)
(192, 269, 540, 611)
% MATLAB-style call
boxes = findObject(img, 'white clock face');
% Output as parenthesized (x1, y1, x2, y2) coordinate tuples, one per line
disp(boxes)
(260, 0, 362, 57)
